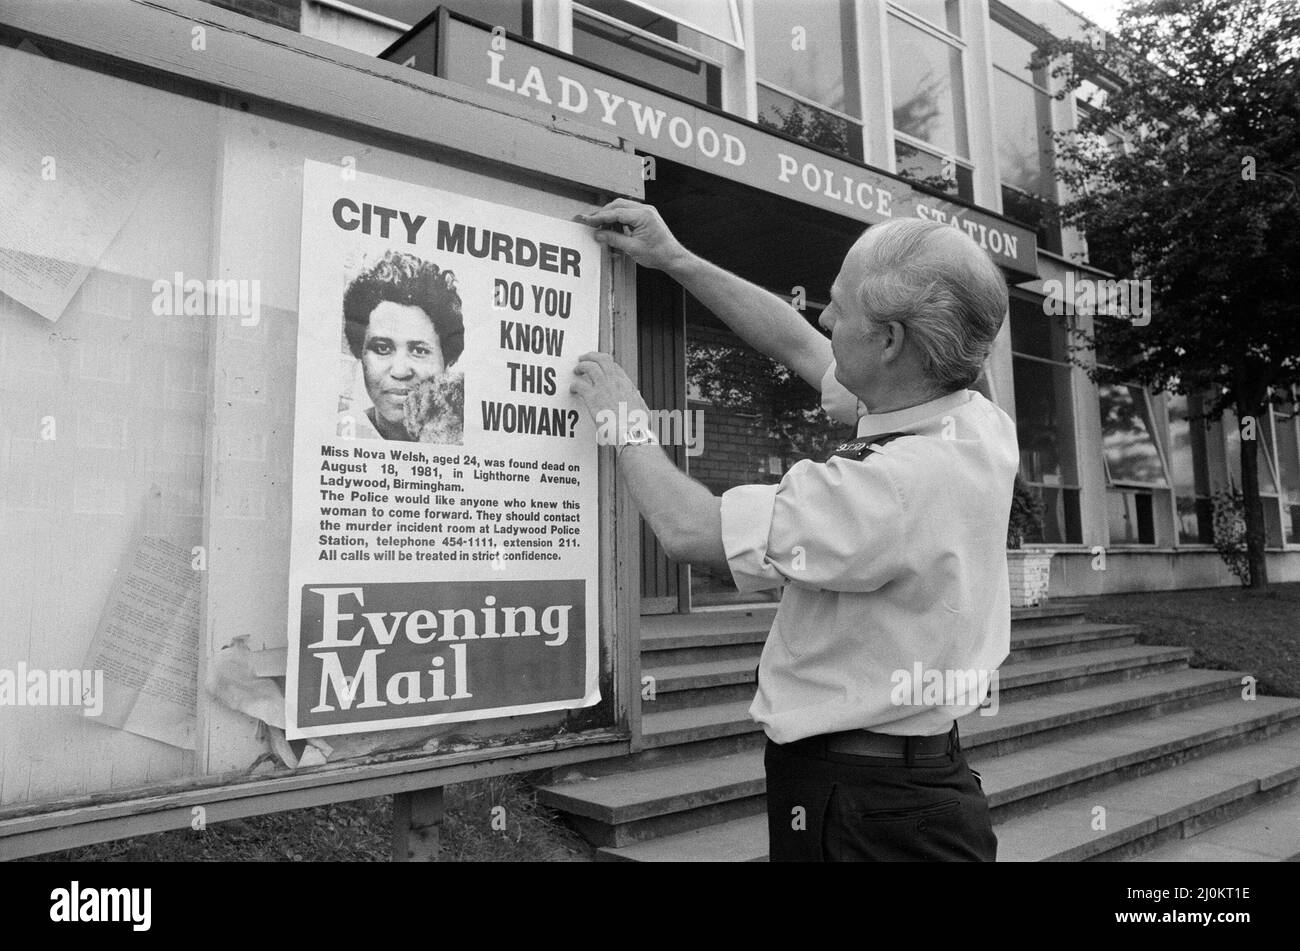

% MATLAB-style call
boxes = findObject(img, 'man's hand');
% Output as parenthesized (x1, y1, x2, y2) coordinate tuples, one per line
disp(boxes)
(580, 199, 692, 274)
(570, 350, 651, 429)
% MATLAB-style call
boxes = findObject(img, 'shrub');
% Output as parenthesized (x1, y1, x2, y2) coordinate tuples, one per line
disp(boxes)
(1211, 488, 1251, 586)
(1008, 475, 1045, 549)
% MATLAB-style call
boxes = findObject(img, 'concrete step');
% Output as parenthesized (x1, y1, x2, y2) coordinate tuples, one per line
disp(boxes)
(639, 645, 1196, 749)
(972, 696, 1300, 820)
(640, 657, 758, 713)
(637, 623, 1146, 712)
(597, 814, 769, 862)
(642, 700, 758, 749)
(992, 644, 1194, 701)
(546, 688, 1293, 850)
(1128, 788, 1300, 862)
(638, 603, 1091, 666)
(537, 751, 766, 847)
(587, 718, 1300, 863)
(1008, 622, 1139, 661)
(962, 668, 1247, 757)
(583, 667, 1239, 778)
(995, 728, 1300, 861)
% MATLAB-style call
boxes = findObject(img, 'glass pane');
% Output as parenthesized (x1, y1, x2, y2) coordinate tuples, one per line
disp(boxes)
(1099, 384, 1168, 485)
(1273, 408, 1300, 503)
(1225, 410, 1278, 494)
(1107, 488, 1155, 544)
(615, 0, 738, 43)
(1076, 77, 1108, 110)
(573, 12, 722, 105)
(754, 0, 860, 116)
(758, 84, 864, 161)
(0, 35, 612, 809)
(1176, 496, 1213, 544)
(891, 0, 961, 35)
(582, 0, 731, 45)
(1013, 356, 1075, 484)
(894, 139, 974, 200)
(888, 14, 969, 155)
(1028, 484, 1082, 544)
(990, 20, 1045, 84)
(1167, 393, 1211, 497)
(1009, 294, 1067, 361)
(994, 70, 1054, 198)
(355, 1, 525, 31)
(1001, 186, 1061, 255)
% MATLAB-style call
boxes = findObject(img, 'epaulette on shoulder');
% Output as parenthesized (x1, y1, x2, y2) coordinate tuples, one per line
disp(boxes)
(826, 431, 913, 461)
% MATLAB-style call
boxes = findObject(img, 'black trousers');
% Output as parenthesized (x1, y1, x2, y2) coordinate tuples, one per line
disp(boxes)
(764, 725, 997, 862)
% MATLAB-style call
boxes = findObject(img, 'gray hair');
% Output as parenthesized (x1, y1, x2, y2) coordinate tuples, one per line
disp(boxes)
(853, 218, 1008, 391)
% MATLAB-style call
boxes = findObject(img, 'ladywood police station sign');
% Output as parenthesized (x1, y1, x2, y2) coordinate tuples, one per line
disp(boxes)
(435, 17, 1037, 278)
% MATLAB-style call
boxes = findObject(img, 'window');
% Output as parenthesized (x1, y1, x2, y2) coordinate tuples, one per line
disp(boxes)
(887, 10, 972, 200)
(753, 0, 863, 161)
(890, 0, 960, 36)
(990, 19, 1060, 253)
(1098, 384, 1168, 486)
(346, 1, 528, 33)
(1273, 402, 1300, 543)
(1098, 383, 1168, 545)
(573, 1, 724, 105)
(1166, 394, 1213, 543)
(1009, 295, 1082, 543)
(604, 0, 741, 45)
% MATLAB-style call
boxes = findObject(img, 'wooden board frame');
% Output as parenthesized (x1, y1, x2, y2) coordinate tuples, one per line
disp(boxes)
(0, 0, 643, 859)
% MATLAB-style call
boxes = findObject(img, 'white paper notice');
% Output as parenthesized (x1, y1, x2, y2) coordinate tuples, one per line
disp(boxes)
(85, 535, 201, 750)
(285, 160, 603, 739)
(0, 43, 163, 321)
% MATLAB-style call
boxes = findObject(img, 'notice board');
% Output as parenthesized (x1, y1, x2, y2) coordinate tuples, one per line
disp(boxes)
(0, 14, 640, 853)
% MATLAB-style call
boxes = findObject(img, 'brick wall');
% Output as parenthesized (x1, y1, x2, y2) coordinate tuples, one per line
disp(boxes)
(202, 0, 301, 31)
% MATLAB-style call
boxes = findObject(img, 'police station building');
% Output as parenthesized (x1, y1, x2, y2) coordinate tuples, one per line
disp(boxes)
(214, 0, 1300, 608)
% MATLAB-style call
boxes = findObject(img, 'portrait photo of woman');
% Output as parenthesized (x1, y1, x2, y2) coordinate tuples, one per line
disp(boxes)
(338, 249, 465, 444)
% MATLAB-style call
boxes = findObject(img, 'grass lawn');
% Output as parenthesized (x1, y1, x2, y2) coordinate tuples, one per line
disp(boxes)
(1080, 582, 1300, 698)
(24, 773, 594, 863)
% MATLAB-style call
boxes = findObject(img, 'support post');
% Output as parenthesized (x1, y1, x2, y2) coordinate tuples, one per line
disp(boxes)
(391, 787, 445, 861)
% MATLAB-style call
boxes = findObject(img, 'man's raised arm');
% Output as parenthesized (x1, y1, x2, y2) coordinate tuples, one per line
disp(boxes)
(582, 199, 832, 389)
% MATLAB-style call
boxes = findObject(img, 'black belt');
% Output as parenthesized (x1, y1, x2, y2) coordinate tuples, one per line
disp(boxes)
(820, 721, 959, 764)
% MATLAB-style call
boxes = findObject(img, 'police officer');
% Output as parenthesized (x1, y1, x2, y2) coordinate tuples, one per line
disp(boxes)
(571, 200, 1016, 861)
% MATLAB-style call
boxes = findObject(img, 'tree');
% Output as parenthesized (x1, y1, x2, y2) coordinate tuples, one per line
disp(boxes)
(1034, 0, 1300, 588)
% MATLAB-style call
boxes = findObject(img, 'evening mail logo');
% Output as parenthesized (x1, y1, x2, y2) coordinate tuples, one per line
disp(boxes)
(295, 578, 587, 731)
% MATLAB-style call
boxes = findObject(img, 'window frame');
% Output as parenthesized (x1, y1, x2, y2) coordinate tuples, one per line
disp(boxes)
(885, 5, 973, 166)
(573, 3, 729, 71)
(1162, 391, 1216, 547)
(1008, 292, 1084, 545)
(987, 14, 1061, 250)
(591, 0, 744, 49)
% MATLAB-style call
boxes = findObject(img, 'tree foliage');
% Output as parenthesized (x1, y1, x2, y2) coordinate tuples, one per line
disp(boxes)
(1033, 0, 1300, 587)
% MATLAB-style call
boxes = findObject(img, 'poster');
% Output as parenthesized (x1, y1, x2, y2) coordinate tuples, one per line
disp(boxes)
(0, 41, 163, 321)
(85, 533, 200, 751)
(286, 160, 601, 739)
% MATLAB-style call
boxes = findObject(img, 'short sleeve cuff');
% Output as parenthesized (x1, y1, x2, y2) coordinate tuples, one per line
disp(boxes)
(720, 483, 782, 593)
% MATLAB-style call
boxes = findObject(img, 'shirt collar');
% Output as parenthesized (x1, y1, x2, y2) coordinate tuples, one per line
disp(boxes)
(855, 389, 973, 439)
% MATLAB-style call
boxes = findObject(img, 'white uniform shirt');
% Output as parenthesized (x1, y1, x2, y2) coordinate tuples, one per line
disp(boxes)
(719, 388, 1019, 743)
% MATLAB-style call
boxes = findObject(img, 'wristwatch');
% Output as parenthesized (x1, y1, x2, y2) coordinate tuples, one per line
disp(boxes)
(618, 422, 659, 458)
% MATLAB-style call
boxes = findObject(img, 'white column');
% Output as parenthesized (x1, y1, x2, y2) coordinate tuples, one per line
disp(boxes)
(735, 0, 758, 120)
(964, 0, 1000, 210)
(856, 0, 894, 171)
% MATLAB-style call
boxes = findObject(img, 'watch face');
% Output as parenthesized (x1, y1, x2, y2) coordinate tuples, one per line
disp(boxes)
(624, 425, 656, 445)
